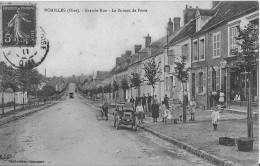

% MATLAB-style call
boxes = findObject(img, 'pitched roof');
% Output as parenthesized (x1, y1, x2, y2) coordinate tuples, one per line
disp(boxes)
(193, 1, 259, 37)
(197, 9, 215, 16)
(168, 19, 196, 47)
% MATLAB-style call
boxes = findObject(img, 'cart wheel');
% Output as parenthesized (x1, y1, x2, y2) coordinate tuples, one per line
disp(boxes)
(115, 117, 119, 130)
(134, 117, 138, 131)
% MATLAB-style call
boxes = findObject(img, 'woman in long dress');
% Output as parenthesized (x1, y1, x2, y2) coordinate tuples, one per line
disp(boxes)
(151, 95, 159, 122)
(171, 101, 179, 124)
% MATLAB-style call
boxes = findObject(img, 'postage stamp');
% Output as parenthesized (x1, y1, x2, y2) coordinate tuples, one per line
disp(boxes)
(2, 5, 36, 47)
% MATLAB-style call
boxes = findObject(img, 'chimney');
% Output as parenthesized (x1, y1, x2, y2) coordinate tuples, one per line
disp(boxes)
(121, 54, 126, 61)
(116, 57, 121, 65)
(183, 6, 197, 24)
(167, 18, 173, 35)
(125, 50, 132, 58)
(134, 45, 142, 53)
(145, 34, 151, 48)
(212, 1, 220, 9)
(173, 17, 180, 31)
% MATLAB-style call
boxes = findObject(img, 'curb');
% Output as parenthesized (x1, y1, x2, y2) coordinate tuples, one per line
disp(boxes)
(0, 100, 62, 127)
(79, 97, 244, 166)
(225, 109, 258, 117)
(137, 125, 243, 166)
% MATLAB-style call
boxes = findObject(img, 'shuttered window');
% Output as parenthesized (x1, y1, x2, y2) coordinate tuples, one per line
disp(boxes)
(213, 32, 221, 58)
(198, 72, 203, 93)
(216, 68, 220, 90)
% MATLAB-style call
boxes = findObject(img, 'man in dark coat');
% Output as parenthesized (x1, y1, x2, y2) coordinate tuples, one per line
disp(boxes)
(102, 100, 109, 120)
(164, 95, 169, 109)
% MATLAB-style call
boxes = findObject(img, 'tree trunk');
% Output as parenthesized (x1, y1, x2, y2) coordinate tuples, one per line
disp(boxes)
(28, 93, 31, 108)
(182, 83, 186, 123)
(13, 92, 16, 111)
(22, 92, 25, 109)
(152, 86, 155, 97)
(2, 92, 4, 115)
(247, 69, 253, 138)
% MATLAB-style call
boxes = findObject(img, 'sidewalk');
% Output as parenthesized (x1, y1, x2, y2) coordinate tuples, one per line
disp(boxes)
(85, 98, 258, 166)
(0, 95, 66, 127)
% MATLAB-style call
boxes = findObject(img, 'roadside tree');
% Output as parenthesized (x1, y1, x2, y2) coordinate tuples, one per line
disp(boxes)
(143, 57, 162, 96)
(232, 24, 258, 138)
(173, 55, 190, 123)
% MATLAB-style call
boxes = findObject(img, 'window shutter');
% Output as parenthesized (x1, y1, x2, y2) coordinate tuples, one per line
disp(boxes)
(195, 72, 199, 93)
(208, 69, 211, 92)
(216, 68, 220, 90)
(203, 71, 206, 93)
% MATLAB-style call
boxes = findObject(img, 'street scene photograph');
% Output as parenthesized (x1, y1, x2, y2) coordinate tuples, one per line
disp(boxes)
(0, 1, 259, 166)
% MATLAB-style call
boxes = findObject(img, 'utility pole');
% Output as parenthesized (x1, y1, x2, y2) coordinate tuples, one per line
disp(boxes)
(1, 63, 4, 115)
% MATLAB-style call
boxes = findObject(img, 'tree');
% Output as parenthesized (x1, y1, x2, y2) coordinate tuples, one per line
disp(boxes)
(120, 77, 129, 102)
(39, 84, 56, 97)
(174, 55, 190, 123)
(143, 57, 162, 96)
(232, 24, 258, 138)
(5, 66, 20, 111)
(0, 62, 10, 114)
(105, 83, 112, 101)
(113, 80, 119, 104)
(128, 72, 142, 96)
(18, 68, 42, 108)
(97, 86, 103, 103)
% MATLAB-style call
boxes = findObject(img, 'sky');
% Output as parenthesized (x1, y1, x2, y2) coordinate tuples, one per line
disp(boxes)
(28, 1, 211, 77)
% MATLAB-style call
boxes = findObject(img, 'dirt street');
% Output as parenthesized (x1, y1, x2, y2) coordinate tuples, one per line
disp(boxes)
(0, 94, 213, 166)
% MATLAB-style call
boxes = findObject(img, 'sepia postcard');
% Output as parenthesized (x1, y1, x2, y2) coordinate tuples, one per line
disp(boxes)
(0, 1, 258, 166)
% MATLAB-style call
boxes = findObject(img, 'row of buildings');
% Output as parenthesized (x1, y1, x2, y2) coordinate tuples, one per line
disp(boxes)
(82, 1, 259, 109)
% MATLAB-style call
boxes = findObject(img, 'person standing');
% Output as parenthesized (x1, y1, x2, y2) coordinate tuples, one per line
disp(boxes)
(164, 95, 169, 109)
(184, 89, 189, 107)
(135, 94, 141, 111)
(171, 101, 179, 124)
(130, 95, 135, 110)
(102, 100, 109, 120)
(211, 107, 220, 131)
(189, 97, 196, 121)
(219, 89, 225, 106)
(160, 101, 167, 122)
(136, 101, 144, 123)
(147, 93, 152, 112)
(151, 95, 159, 122)
(142, 94, 147, 112)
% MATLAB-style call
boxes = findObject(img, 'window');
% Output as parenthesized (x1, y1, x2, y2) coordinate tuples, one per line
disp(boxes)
(182, 44, 189, 61)
(229, 26, 239, 56)
(193, 40, 198, 61)
(213, 32, 221, 58)
(199, 37, 205, 61)
(168, 49, 175, 65)
(198, 72, 203, 93)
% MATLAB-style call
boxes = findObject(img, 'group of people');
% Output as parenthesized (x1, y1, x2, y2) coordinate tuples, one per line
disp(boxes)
(104, 92, 221, 131)
(129, 93, 198, 124)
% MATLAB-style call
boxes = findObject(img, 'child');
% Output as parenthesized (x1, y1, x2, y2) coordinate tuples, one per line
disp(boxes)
(136, 102, 144, 123)
(160, 101, 167, 122)
(211, 107, 220, 131)
(163, 107, 172, 124)
(189, 97, 196, 121)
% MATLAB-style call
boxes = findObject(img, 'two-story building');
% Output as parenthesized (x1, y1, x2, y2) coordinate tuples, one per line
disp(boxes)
(191, 1, 259, 108)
